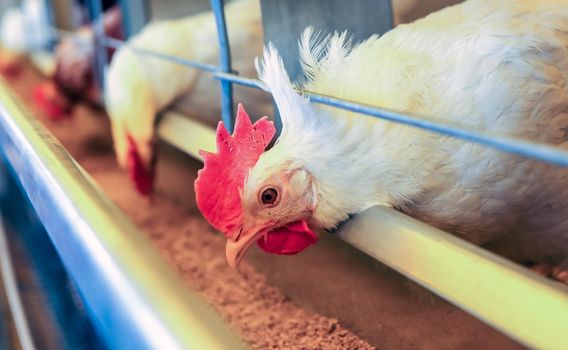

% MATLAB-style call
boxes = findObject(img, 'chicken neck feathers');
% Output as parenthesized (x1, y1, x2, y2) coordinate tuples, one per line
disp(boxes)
(258, 0, 568, 262)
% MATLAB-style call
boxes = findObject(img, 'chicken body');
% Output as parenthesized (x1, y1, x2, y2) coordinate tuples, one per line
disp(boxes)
(105, 0, 265, 194)
(54, 6, 123, 106)
(246, 0, 568, 267)
(0, 0, 51, 75)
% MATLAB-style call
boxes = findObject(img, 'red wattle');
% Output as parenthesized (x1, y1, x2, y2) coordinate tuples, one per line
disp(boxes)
(257, 220, 318, 255)
(126, 135, 154, 196)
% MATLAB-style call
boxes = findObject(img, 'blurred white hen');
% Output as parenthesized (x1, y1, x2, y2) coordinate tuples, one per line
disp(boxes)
(105, 0, 267, 195)
(0, 0, 51, 74)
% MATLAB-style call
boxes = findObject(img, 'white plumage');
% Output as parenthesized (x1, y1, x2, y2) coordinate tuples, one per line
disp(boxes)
(248, 0, 568, 274)
(0, 0, 50, 53)
(105, 0, 266, 192)
(0, 0, 51, 73)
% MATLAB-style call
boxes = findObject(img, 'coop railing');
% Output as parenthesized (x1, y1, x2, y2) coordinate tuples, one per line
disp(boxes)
(0, 80, 245, 350)
(25, 0, 568, 348)
(53, 30, 568, 168)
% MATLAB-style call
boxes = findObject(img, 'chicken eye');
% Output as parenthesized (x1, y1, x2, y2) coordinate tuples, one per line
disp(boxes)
(260, 187, 279, 206)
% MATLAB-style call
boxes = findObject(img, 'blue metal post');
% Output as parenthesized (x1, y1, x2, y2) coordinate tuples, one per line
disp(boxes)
(118, 0, 151, 38)
(87, 1, 568, 169)
(87, 0, 109, 101)
(210, 0, 235, 132)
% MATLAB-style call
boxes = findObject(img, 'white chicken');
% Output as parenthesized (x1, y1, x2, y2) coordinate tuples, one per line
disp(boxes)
(195, 0, 568, 283)
(0, 0, 51, 75)
(105, 0, 265, 195)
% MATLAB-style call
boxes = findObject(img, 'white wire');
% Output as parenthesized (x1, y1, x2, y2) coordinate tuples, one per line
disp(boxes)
(0, 215, 36, 350)
(46, 25, 568, 168)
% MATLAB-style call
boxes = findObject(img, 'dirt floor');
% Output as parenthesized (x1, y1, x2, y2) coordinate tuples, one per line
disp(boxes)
(3, 64, 526, 349)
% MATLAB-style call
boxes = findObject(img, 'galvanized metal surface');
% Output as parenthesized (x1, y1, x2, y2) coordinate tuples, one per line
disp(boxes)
(92, 0, 109, 95)
(157, 111, 216, 160)
(301, 91, 568, 168)
(337, 206, 568, 350)
(0, 274, 16, 350)
(0, 165, 108, 350)
(0, 216, 35, 350)
(46, 12, 568, 168)
(0, 79, 245, 350)
(187, 66, 568, 169)
(46, 24, 568, 168)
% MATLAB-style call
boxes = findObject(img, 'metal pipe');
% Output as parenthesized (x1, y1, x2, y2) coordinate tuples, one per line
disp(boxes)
(44, 26, 568, 168)
(302, 91, 568, 168)
(0, 80, 245, 350)
(0, 216, 36, 350)
(103, 36, 220, 72)
(157, 111, 216, 160)
(210, 0, 235, 132)
(88, 0, 109, 100)
(337, 206, 568, 350)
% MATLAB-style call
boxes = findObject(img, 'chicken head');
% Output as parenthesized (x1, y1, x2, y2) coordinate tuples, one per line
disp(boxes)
(195, 104, 318, 268)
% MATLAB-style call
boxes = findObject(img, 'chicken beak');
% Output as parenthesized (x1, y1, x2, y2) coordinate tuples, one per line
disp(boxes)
(225, 228, 265, 268)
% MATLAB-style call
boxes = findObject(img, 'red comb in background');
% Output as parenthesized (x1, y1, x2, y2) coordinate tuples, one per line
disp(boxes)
(127, 135, 155, 196)
(195, 104, 276, 237)
(32, 82, 72, 121)
(0, 56, 22, 78)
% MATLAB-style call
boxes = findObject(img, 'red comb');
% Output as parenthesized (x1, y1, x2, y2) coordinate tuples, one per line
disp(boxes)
(32, 82, 72, 121)
(195, 104, 275, 237)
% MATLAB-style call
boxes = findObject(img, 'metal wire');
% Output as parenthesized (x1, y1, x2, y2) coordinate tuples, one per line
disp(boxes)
(102, 36, 220, 72)
(90, 0, 108, 98)
(49, 27, 220, 72)
(210, 0, 235, 132)
(0, 216, 36, 350)
(46, 19, 568, 168)
(302, 92, 568, 168)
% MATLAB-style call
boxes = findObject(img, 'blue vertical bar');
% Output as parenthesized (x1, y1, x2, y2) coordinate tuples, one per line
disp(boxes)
(210, 0, 234, 132)
(118, 0, 151, 38)
(88, 0, 109, 102)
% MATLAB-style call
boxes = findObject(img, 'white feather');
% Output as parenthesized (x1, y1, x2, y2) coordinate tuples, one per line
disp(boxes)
(105, 0, 267, 169)
(254, 0, 568, 262)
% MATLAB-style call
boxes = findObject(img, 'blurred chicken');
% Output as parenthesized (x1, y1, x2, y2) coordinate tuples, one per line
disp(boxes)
(53, 5, 122, 106)
(105, 0, 265, 195)
(195, 0, 568, 283)
(32, 6, 123, 121)
(0, 0, 51, 76)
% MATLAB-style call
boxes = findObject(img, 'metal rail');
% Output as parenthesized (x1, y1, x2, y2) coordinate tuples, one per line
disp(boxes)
(211, 0, 235, 132)
(157, 110, 568, 350)
(90, 0, 109, 93)
(0, 79, 245, 350)
(337, 207, 568, 350)
(47, 27, 568, 168)
(0, 216, 36, 350)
